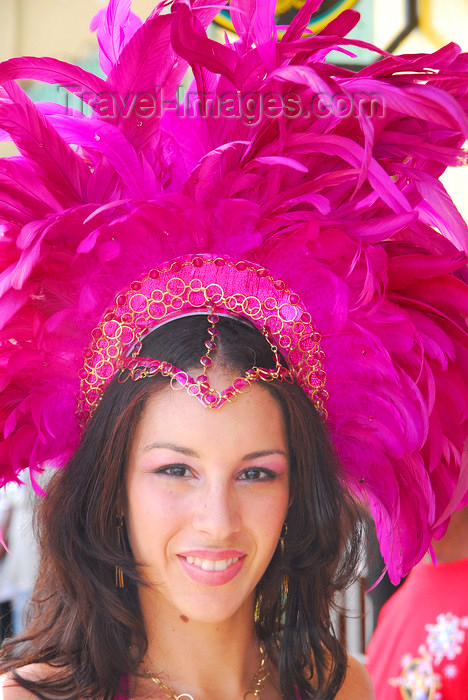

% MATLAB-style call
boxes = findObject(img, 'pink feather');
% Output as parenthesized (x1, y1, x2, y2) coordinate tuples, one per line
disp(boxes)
(0, 57, 107, 105)
(90, 0, 142, 77)
(0, 82, 89, 205)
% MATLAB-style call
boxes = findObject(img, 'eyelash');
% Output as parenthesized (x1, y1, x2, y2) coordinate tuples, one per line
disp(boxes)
(155, 465, 278, 481)
(155, 465, 191, 478)
(238, 467, 277, 482)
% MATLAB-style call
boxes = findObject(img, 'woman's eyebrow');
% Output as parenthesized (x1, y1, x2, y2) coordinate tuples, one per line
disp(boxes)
(142, 444, 287, 460)
(242, 449, 287, 460)
(143, 441, 199, 457)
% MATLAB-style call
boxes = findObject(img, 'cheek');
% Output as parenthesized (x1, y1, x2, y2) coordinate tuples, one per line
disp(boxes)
(125, 480, 180, 558)
(246, 486, 289, 541)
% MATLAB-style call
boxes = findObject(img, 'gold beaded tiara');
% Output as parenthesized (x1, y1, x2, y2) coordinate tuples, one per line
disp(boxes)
(77, 255, 328, 425)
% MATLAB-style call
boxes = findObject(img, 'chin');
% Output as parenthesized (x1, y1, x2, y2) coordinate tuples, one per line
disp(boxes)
(162, 587, 254, 626)
(179, 602, 250, 625)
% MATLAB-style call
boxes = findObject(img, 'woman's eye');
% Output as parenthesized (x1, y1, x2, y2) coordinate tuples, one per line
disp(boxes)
(157, 465, 191, 478)
(239, 468, 275, 481)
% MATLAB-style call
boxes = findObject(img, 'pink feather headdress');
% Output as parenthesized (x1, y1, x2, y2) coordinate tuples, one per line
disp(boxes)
(1, 0, 468, 583)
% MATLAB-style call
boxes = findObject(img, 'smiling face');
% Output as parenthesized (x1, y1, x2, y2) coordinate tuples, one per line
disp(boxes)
(125, 368, 290, 626)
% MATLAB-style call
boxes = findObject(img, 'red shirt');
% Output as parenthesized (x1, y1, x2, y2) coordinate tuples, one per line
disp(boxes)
(366, 558, 468, 699)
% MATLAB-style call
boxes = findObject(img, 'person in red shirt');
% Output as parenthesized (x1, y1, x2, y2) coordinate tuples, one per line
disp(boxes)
(366, 507, 468, 699)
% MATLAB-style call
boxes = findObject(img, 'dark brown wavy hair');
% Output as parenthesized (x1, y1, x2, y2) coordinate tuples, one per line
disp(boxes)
(0, 316, 363, 699)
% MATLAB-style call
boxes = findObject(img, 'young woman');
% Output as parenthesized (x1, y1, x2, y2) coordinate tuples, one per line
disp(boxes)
(1, 0, 468, 697)
(0, 315, 373, 699)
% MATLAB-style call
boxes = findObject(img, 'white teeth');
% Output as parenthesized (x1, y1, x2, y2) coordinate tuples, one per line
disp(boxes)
(185, 556, 239, 571)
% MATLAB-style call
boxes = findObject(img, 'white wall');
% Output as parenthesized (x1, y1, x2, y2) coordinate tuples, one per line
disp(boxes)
(0, 0, 157, 62)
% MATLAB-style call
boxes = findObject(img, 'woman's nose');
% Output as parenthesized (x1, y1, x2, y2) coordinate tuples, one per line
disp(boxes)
(191, 480, 242, 540)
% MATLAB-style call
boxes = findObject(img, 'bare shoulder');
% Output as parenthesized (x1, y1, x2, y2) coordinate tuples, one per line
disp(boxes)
(0, 664, 58, 700)
(0, 670, 38, 699)
(335, 656, 375, 699)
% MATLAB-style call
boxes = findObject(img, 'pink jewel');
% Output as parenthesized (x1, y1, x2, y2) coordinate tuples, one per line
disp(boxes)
(149, 270, 159, 279)
(171, 261, 182, 272)
(207, 314, 219, 324)
(116, 295, 126, 306)
(256, 268, 269, 277)
(173, 372, 188, 386)
(200, 355, 212, 367)
(257, 368, 273, 379)
(233, 378, 249, 390)
(235, 261, 247, 271)
(205, 394, 217, 403)
(205, 340, 217, 350)
(193, 257, 204, 267)
(273, 280, 285, 291)
(214, 258, 225, 266)
(196, 374, 209, 383)
(131, 281, 142, 291)
(290, 294, 300, 304)
(208, 327, 219, 336)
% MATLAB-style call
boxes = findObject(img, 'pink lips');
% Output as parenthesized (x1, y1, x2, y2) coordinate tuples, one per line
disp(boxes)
(177, 549, 246, 586)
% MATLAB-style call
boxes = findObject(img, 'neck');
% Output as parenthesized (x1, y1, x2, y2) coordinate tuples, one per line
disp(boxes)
(137, 591, 269, 699)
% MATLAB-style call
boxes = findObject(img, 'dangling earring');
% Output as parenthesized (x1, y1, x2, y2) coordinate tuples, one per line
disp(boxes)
(254, 594, 262, 623)
(282, 574, 289, 601)
(280, 522, 288, 602)
(279, 521, 288, 555)
(115, 515, 125, 589)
